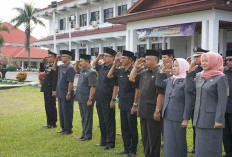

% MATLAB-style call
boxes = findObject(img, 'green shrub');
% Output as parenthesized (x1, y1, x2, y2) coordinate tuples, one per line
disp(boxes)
(7, 65, 17, 71)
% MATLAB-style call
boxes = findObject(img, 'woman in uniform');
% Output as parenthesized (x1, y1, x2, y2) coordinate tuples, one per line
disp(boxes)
(186, 52, 228, 157)
(156, 58, 193, 157)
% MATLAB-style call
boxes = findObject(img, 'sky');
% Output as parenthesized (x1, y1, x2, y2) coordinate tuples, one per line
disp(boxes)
(0, 0, 53, 39)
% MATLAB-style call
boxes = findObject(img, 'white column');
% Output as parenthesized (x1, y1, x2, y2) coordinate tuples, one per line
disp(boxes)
(69, 22, 71, 51)
(190, 35, 195, 60)
(162, 37, 166, 50)
(86, 44, 90, 55)
(219, 29, 227, 58)
(53, 10, 57, 54)
(126, 30, 130, 50)
(76, 44, 80, 60)
(166, 37, 170, 49)
(146, 38, 152, 49)
(76, 12, 79, 28)
(113, 2, 118, 17)
(22, 61, 24, 70)
(130, 30, 137, 52)
(87, 9, 90, 27)
(113, 42, 117, 51)
(201, 20, 209, 50)
(66, 14, 68, 31)
(99, 5, 103, 25)
(208, 19, 219, 53)
(99, 44, 103, 54)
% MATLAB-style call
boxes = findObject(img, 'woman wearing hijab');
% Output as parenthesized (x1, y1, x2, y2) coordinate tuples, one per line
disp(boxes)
(186, 52, 228, 157)
(156, 58, 193, 157)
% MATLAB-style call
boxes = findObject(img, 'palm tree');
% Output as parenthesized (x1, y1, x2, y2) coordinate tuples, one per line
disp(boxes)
(0, 22, 10, 55)
(10, 2, 45, 70)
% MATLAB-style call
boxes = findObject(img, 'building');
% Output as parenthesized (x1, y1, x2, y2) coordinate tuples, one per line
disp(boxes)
(0, 22, 48, 70)
(35, 0, 232, 60)
(34, 0, 138, 61)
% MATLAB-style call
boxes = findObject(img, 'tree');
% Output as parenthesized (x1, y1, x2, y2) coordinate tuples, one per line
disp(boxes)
(0, 22, 10, 55)
(10, 2, 45, 70)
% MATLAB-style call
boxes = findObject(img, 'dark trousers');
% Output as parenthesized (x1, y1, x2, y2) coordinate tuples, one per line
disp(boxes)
(78, 102, 94, 139)
(58, 98, 74, 132)
(140, 118, 161, 157)
(223, 113, 232, 157)
(120, 110, 138, 154)
(96, 100, 116, 147)
(44, 92, 57, 126)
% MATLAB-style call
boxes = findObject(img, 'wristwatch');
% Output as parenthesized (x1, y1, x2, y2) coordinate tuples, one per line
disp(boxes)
(111, 98, 116, 102)
(67, 91, 71, 95)
(155, 109, 161, 113)
(133, 103, 138, 106)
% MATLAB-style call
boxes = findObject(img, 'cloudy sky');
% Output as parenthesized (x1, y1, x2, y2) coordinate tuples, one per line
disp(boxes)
(0, 0, 53, 39)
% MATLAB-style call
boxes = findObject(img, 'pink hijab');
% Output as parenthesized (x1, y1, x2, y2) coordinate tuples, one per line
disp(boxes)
(201, 52, 223, 79)
(173, 58, 190, 79)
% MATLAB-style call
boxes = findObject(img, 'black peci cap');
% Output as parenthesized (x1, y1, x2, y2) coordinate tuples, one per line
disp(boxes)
(105, 47, 117, 56)
(60, 50, 73, 56)
(80, 54, 91, 60)
(161, 49, 174, 56)
(145, 49, 160, 58)
(122, 50, 135, 59)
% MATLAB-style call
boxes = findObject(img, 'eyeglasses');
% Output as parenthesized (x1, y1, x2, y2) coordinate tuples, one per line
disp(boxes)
(226, 59, 232, 62)
(104, 55, 113, 58)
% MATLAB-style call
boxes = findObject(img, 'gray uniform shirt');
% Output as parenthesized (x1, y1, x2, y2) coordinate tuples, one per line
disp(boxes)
(74, 66, 97, 103)
(186, 72, 228, 128)
(156, 73, 193, 123)
(56, 62, 75, 99)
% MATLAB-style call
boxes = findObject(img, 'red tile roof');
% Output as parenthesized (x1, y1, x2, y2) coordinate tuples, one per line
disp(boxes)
(0, 22, 37, 44)
(2, 46, 48, 59)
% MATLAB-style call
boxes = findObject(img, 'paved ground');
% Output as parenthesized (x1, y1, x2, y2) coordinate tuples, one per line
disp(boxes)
(5, 72, 79, 87)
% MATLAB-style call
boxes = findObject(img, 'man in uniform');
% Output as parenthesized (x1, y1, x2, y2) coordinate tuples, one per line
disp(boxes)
(129, 50, 165, 157)
(40, 50, 58, 129)
(223, 50, 232, 157)
(160, 49, 174, 78)
(74, 54, 97, 141)
(107, 50, 138, 157)
(187, 47, 209, 153)
(92, 48, 118, 150)
(53, 50, 75, 135)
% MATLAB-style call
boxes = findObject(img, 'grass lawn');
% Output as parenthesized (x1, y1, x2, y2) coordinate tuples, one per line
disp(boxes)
(0, 85, 195, 157)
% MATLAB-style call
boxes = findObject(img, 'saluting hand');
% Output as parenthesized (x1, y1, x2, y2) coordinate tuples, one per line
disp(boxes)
(41, 57, 46, 63)
(134, 58, 144, 69)
(161, 63, 172, 73)
(214, 122, 222, 128)
(114, 58, 121, 67)
(98, 54, 104, 60)
(56, 56, 61, 61)
(188, 59, 198, 73)
(186, 56, 191, 64)
(110, 100, 116, 109)
(181, 119, 188, 128)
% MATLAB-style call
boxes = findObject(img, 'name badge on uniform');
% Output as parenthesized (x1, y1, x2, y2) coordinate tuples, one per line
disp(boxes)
(85, 73, 87, 75)
(210, 79, 213, 81)
(120, 75, 123, 78)
(152, 76, 154, 78)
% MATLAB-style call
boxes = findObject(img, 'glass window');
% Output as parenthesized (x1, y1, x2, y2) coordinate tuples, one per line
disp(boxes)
(91, 47, 99, 57)
(69, 15, 76, 28)
(90, 11, 99, 24)
(117, 46, 125, 53)
(118, 5, 127, 16)
(80, 14, 87, 27)
(104, 8, 113, 23)
(137, 44, 147, 58)
(59, 18, 66, 30)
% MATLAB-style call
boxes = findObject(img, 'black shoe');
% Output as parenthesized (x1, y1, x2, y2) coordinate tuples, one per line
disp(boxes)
(94, 143, 106, 147)
(57, 130, 65, 134)
(63, 130, 73, 135)
(42, 125, 49, 128)
(46, 125, 57, 129)
(187, 148, 195, 153)
(128, 153, 136, 157)
(80, 137, 92, 141)
(116, 150, 129, 154)
(104, 146, 114, 150)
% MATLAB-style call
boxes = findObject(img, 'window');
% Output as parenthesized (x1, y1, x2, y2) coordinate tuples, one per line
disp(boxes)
(80, 14, 87, 27)
(137, 44, 147, 58)
(71, 49, 75, 61)
(91, 47, 99, 57)
(59, 18, 66, 30)
(152, 43, 162, 51)
(104, 8, 113, 23)
(90, 11, 99, 25)
(69, 15, 76, 28)
(117, 46, 125, 52)
(118, 5, 127, 16)
(79, 49, 86, 55)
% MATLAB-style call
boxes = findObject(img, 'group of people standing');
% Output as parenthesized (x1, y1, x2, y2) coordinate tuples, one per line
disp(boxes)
(39, 46, 232, 157)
